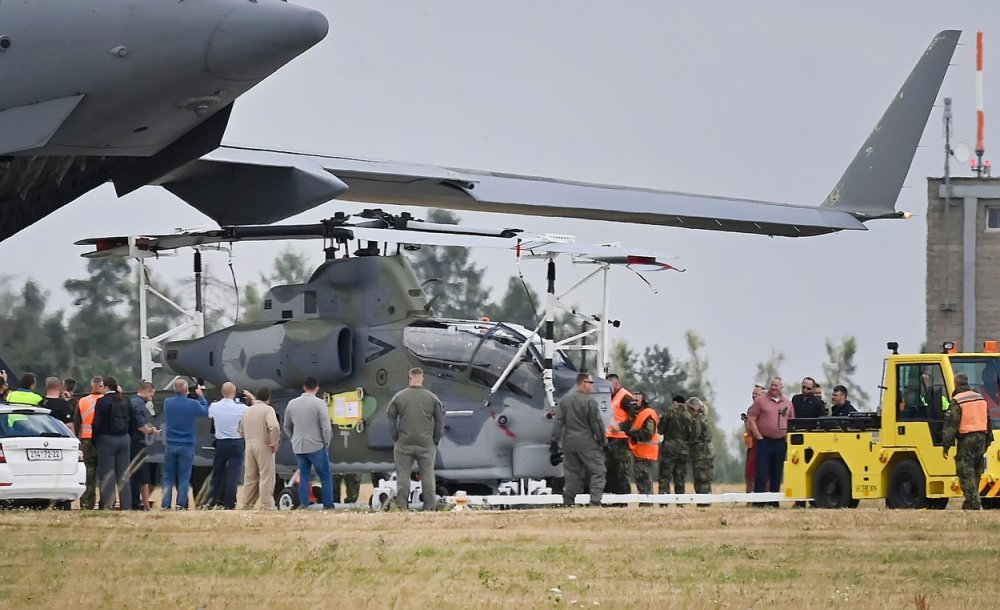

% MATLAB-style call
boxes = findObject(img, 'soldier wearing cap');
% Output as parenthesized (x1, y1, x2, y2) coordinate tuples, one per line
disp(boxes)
(687, 397, 715, 504)
(658, 393, 694, 499)
(550, 372, 607, 506)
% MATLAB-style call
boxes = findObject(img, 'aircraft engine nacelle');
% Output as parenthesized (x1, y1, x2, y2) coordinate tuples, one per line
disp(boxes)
(163, 320, 353, 391)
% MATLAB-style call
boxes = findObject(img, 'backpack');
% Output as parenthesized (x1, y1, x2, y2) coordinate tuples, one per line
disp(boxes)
(109, 395, 131, 435)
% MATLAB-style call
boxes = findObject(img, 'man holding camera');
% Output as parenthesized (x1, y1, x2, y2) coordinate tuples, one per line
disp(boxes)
(207, 382, 250, 509)
(161, 378, 209, 510)
(550, 373, 607, 507)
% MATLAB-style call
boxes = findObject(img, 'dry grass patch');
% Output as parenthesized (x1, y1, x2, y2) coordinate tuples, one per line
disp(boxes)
(0, 506, 993, 608)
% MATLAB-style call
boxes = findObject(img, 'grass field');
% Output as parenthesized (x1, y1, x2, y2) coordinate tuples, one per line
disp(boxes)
(0, 502, 994, 609)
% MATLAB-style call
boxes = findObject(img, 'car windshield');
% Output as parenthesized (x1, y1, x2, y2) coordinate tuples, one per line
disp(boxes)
(950, 356, 1000, 424)
(0, 412, 72, 438)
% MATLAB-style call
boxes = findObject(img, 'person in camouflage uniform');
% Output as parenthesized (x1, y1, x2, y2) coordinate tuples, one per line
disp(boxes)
(626, 391, 659, 505)
(687, 397, 715, 505)
(943, 373, 993, 510)
(604, 374, 633, 500)
(657, 394, 693, 499)
(334, 472, 362, 503)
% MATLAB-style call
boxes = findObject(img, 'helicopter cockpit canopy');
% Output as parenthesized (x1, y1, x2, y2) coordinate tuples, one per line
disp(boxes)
(402, 320, 577, 399)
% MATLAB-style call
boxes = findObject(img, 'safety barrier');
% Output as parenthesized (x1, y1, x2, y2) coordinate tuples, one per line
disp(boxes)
(447, 492, 805, 507)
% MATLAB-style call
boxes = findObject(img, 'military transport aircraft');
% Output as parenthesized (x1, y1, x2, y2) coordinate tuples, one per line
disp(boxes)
(78, 211, 679, 497)
(0, 23, 959, 242)
(0, 0, 328, 242)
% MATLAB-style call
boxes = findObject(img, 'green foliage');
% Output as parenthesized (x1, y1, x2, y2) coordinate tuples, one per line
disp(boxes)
(680, 330, 715, 403)
(612, 333, 742, 483)
(822, 336, 870, 405)
(678, 332, 741, 484)
(63, 259, 137, 380)
(240, 245, 316, 323)
(755, 347, 785, 386)
(483, 276, 538, 327)
(0, 281, 69, 379)
(405, 210, 492, 319)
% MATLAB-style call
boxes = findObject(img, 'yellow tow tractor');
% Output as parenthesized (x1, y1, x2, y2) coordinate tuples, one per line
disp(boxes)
(783, 341, 1000, 509)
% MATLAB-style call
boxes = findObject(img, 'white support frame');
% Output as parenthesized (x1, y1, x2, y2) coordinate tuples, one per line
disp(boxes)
(129, 237, 205, 385)
(487, 256, 637, 410)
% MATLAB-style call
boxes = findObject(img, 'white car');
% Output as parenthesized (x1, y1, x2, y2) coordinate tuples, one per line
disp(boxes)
(0, 405, 85, 508)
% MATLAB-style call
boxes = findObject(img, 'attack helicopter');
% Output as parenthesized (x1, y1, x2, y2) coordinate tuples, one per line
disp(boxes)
(78, 210, 678, 499)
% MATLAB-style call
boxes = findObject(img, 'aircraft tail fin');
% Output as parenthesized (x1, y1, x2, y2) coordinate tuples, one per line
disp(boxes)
(822, 30, 960, 217)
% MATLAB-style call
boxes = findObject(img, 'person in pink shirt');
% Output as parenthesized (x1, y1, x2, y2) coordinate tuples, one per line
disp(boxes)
(747, 376, 795, 507)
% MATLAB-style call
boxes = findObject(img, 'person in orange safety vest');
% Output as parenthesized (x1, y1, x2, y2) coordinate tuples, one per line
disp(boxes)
(605, 374, 634, 498)
(627, 391, 660, 503)
(943, 373, 993, 510)
(73, 376, 105, 510)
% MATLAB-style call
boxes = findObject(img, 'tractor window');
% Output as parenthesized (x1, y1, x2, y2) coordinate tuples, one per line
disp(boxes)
(949, 356, 1000, 426)
(896, 363, 947, 422)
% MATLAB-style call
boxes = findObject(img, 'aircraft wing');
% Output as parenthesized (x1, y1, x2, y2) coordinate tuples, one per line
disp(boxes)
(153, 30, 960, 238)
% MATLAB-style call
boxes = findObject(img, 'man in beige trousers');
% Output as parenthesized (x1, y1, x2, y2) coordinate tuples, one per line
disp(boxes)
(238, 388, 281, 509)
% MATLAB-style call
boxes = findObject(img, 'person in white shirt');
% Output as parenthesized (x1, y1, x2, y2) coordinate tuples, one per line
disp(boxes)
(207, 382, 250, 509)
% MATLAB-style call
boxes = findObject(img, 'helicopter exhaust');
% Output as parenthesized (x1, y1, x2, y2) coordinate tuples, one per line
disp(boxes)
(163, 320, 354, 391)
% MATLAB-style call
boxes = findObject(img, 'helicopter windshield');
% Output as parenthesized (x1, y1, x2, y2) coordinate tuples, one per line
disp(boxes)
(403, 321, 575, 397)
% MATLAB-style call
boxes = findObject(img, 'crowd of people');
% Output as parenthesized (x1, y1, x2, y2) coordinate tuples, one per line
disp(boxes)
(549, 372, 715, 506)
(0, 369, 369, 510)
(13, 364, 987, 511)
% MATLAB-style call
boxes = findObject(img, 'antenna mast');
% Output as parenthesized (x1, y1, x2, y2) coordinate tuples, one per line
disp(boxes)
(974, 31, 991, 177)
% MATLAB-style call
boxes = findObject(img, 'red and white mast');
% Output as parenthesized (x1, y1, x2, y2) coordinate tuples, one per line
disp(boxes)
(974, 31, 990, 176)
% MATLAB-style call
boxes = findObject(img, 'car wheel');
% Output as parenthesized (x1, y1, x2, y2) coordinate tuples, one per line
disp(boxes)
(813, 460, 852, 509)
(886, 459, 927, 509)
(277, 487, 299, 511)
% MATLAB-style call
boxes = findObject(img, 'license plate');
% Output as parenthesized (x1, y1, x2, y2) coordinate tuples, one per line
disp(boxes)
(26, 449, 62, 461)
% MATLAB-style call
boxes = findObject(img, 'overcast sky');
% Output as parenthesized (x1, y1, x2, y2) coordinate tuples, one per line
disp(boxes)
(4, 1, 999, 434)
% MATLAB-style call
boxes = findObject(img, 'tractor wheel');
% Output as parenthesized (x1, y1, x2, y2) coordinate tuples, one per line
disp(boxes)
(812, 460, 852, 508)
(886, 459, 927, 509)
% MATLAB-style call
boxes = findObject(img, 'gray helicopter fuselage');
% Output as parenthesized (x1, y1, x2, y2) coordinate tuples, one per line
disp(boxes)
(156, 254, 613, 491)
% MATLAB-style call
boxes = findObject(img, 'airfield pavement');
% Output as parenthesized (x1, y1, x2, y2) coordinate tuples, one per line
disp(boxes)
(0, 489, 994, 609)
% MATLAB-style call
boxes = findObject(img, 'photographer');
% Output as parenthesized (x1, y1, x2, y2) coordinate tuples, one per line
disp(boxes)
(161, 378, 208, 510)
(207, 382, 249, 510)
